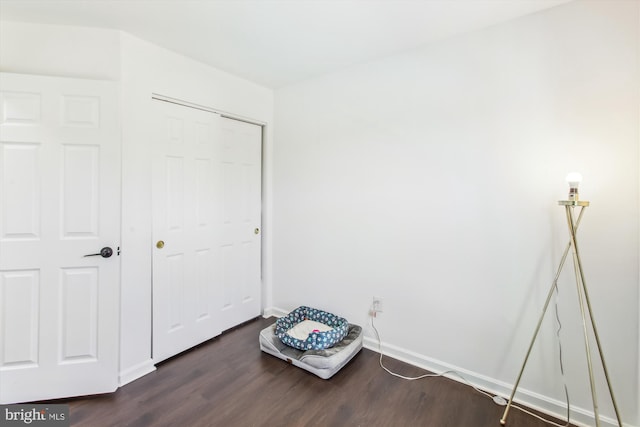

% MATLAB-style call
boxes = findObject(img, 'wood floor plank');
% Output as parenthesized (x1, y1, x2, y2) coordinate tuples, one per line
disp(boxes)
(54, 317, 574, 427)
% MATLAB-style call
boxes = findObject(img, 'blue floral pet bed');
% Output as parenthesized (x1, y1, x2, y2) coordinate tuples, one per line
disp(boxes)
(260, 306, 363, 379)
(275, 306, 349, 351)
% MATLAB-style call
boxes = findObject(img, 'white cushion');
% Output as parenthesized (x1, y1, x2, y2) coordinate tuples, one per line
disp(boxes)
(286, 319, 333, 341)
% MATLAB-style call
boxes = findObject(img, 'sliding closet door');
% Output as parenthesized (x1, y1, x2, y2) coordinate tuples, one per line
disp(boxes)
(152, 100, 262, 363)
(218, 117, 262, 331)
(152, 101, 223, 363)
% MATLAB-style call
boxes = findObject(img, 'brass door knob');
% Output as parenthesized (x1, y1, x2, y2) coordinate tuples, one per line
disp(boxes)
(254, 228, 260, 235)
(156, 240, 165, 249)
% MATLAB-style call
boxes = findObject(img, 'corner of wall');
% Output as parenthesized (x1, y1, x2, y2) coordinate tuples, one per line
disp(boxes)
(118, 359, 156, 387)
(262, 306, 287, 319)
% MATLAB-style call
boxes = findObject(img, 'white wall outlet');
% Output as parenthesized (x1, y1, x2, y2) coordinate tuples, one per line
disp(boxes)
(370, 297, 383, 317)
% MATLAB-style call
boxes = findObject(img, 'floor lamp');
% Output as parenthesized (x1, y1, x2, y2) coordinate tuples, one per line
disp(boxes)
(499, 173, 623, 427)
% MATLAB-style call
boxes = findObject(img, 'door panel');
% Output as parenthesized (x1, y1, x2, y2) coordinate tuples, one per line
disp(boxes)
(62, 144, 100, 237)
(0, 73, 120, 404)
(0, 270, 39, 369)
(1, 143, 40, 240)
(60, 267, 98, 362)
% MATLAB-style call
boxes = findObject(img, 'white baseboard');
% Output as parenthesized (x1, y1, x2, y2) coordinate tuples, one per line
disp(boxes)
(265, 306, 634, 426)
(262, 306, 287, 319)
(362, 335, 629, 427)
(119, 359, 156, 387)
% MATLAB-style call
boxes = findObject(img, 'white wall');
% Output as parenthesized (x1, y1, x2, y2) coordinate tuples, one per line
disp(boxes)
(0, 21, 275, 386)
(0, 21, 120, 80)
(273, 1, 639, 426)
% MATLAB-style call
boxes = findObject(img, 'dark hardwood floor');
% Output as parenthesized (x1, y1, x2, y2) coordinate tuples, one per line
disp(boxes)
(62, 317, 573, 427)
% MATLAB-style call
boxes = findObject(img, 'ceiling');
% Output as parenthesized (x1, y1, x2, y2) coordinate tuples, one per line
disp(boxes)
(0, 0, 572, 88)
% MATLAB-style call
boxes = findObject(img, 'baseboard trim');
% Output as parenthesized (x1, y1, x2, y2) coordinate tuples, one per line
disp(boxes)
(262, 306, 287, 319)
(119, 359, 156, 387)
(362, 335, 627, 427)
(266, 306, 631, 426)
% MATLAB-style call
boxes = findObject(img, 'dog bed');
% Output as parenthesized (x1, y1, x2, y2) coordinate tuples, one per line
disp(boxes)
(275, 306, 349, 351)
(260, 321, 363, 379)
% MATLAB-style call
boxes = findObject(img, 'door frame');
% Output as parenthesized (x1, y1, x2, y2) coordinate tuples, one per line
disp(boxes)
(152, 94, 267, 128)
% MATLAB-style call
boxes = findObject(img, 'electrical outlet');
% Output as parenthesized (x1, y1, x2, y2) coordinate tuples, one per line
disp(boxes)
(369, 296, 383, 317)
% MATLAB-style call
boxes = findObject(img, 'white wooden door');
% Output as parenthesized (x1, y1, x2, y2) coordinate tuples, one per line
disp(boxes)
(218, 117, 262, 331)
(0, 73, 120, 403)
(152, 100, 224, 363)
(152, 101, 262, 362)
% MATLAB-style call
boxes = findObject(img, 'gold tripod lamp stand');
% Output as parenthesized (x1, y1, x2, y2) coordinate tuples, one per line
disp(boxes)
(499, 173, 623, 427)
